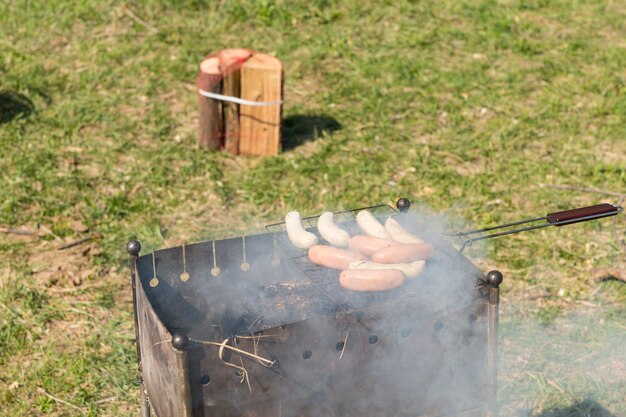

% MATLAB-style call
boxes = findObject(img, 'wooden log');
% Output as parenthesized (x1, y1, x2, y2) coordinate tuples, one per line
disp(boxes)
(239, 53, 283, 156)
(218, 48, 252, 155)
(196, 56, 223, 150)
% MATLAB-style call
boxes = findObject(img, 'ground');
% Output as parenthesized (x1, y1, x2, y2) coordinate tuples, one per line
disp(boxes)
(1, 1, 625, 416)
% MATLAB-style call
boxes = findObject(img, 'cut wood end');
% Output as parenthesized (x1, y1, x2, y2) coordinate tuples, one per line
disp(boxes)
(218, 48, 253, 71)
(243, 52, 282, 70)
(200, 57, 220, 75)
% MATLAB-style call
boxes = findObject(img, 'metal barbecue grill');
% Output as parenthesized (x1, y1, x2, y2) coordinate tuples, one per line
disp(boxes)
(126, 199, 622, 417)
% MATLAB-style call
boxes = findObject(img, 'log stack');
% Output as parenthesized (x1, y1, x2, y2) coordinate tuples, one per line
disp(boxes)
(196, 49, 283, 156)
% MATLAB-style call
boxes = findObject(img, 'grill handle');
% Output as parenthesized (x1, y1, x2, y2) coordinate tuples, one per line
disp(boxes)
(454, 202, 623, 252)
(546, 203, 620, 226)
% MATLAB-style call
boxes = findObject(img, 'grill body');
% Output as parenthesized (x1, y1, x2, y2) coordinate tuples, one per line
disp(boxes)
(128, 222, 501, 417)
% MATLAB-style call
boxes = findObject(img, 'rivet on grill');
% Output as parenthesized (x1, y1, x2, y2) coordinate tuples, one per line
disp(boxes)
(368, 335, 379, 344)
(335, 342, 345, 351)
(433, 322, 444, 332)
(302, 350, 312, 359)
(401, 328, 411, 338)
(210, 241, 220, 276)
(180, 244, 190, 281)
(150, 252, 159, 287)
(240, 236, 250, 272)
(272, 233, 280, 267)
(200, 375, 211, 386)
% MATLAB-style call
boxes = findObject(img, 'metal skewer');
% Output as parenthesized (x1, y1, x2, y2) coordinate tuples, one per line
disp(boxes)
(264, 203, 395, 231)
(264, 198, 623, 254)
(453, 203, 623, 252)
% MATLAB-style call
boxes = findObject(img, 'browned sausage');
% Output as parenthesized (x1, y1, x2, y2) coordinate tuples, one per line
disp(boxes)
(339, 269, 405, 291)
(371, 243, 434, 264)
(348, 235, 401, 256)
(308, 245, 366, 270)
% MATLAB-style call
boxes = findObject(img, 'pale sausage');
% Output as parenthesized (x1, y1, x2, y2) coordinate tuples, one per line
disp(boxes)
(349, 259, 425, 279)
(308, 245, 366, 270)
(356, 210, 391, 239)
(372, 243, 434, 264)
(385, 217, 423, 244)
(317, 212, 350, 247)
(286, 211, 318, 250)
(348, 235, 401, 256)
(339, 269, 405, 291)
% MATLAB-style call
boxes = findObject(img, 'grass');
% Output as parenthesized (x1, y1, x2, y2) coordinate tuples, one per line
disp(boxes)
(1, 0, 625, 416)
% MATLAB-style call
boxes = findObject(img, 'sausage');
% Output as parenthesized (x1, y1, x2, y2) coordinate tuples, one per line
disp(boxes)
(348, 235, 401, 256)
(356, 210, 391, 239)
(308, 245, 366, 270)
(286, 211, 318, 249)
(384, 217, 423, 244)
(317, 212, 350, 247)
(349, 260, 425, 279)
(339, 269, 405, 291)
(372, 243, 434, 264)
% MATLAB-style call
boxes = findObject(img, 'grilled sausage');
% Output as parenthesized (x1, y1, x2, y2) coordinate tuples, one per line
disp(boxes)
(385, 217, 423, 244)
(286, 211, 318, 250)
(371, 243, 434, 264)
(349, 260, 425, 279)
(317, 212, 350, 247)
(308, 245, 366, 270)
(356, 210, 391, 239)
(348, 235, 401, 256)
(339, 269, 405, 291)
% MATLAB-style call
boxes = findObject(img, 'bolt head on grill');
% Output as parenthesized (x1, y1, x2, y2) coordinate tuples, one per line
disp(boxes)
(486, 270, 503, 287)
(127, 240, 142, 256)
(396, 198, 411, 212)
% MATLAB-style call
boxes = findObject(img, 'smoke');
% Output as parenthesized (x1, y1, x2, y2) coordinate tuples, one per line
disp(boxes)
(498, 301, 626, 417)
(136, 206, 624, 417)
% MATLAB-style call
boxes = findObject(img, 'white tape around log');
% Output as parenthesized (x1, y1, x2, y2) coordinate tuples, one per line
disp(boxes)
(198, 89, 284, 107)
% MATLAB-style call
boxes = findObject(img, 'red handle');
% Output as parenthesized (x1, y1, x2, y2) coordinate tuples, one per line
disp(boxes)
(547, 203, 618, 226)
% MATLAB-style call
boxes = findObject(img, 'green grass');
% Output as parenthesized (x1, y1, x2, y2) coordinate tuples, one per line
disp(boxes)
(1, 0, 625, 416)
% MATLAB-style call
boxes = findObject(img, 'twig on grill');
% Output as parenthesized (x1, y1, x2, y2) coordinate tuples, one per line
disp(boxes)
(36, 388, 85, 416)
(184, 334, 278, 394)
(236, 334, 279, 340)
(339, 332, 349, 359)
(232, 338, 252, 392)
(154, 336, 277, 368)
(237, 333, 277, 360)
